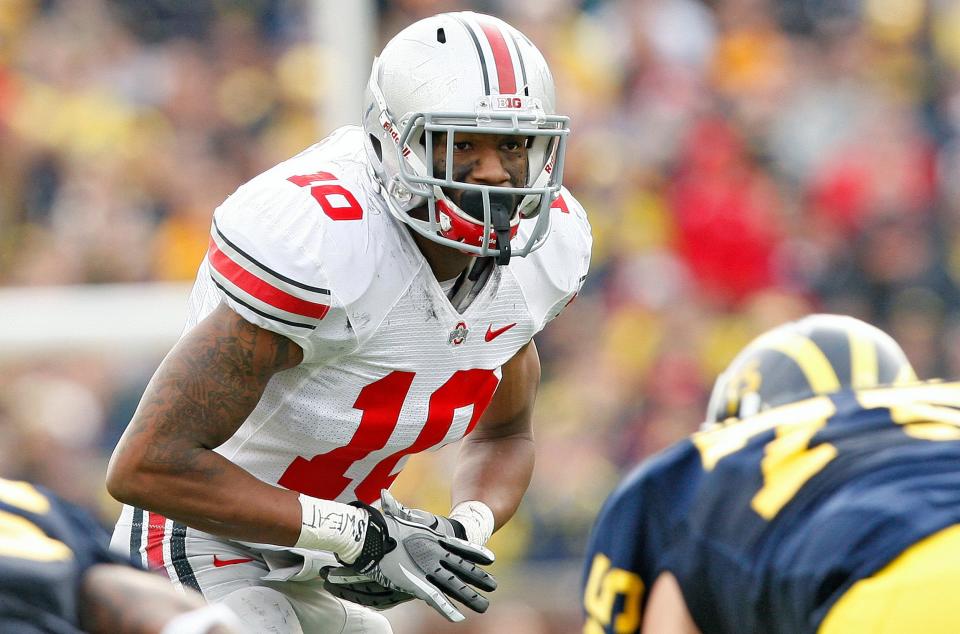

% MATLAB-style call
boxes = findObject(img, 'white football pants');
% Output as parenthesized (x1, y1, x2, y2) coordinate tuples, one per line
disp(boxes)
(111, 506, 392, 634)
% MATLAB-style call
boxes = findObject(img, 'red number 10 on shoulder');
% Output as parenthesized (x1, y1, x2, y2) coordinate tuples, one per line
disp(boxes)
(288, 172, 363, 221)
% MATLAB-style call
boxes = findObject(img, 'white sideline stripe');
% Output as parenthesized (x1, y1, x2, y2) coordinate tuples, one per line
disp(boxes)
(0, 282, 192, 359)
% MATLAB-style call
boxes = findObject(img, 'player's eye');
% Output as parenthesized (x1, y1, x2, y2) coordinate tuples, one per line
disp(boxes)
(453, 141, 472, 151)
(501, 140, 523, 152)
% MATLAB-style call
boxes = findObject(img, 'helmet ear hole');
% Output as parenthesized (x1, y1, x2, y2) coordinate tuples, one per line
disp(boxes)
(368, 134, 383, 162)
(437, 28, 446, 43)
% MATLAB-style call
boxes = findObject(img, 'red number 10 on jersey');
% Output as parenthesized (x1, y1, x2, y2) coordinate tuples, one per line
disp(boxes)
(278, 369, 500, 503)
(288, 172, 364, 221)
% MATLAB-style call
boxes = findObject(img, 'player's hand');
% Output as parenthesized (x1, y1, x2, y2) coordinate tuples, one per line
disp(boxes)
(378, 490, 468, 541)
(322, 565, 416, 609)
(348, 489, 497, 622)
(322, 492, 472, 610)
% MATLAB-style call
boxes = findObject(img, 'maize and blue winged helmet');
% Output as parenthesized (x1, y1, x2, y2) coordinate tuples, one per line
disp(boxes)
(705, 314, 917, 427)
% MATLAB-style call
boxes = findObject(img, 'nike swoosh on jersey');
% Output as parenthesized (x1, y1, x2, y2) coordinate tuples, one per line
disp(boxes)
(485, 323, 517, 342)
(212, 555, 256, 568)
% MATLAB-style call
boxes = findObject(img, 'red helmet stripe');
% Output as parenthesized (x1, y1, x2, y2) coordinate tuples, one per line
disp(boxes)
(479, 21, 516, 94)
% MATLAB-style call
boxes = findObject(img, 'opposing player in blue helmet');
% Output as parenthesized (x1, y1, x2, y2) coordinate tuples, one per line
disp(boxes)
(583, 314, 960, 634)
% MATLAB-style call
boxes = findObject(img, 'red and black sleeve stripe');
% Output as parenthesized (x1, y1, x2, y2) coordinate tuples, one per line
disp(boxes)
(208, 218, 331, 330)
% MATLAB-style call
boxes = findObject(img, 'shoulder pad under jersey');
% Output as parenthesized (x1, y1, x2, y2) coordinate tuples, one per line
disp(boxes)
(511, 187, 592, 333)
(207, 137, 416, 363)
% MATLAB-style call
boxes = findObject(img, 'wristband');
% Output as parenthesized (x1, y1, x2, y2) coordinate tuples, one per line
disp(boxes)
(446, 517, 468, 540)
(294, 494, 369, 564)
(160, 603, 244, 634)
(449, 500, 495, 546)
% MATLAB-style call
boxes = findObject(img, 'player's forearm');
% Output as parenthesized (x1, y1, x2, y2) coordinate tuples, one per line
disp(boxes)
(107, 303, 306, 544)
(108, 446, 302, 546)
(452, 340, 539, 531)
(452, 431, 535, 531)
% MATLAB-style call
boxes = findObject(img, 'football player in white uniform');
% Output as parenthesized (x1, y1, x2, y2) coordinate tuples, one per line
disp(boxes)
(107, 11, 591, 633)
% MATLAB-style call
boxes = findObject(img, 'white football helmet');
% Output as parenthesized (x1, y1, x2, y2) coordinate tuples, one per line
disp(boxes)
(362, 11, 569, 264)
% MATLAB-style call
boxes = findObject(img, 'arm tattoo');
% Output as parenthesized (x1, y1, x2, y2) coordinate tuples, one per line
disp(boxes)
(120, 305, 301, 474)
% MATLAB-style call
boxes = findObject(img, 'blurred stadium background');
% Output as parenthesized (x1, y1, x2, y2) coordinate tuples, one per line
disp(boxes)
(2, 0, 960, 631)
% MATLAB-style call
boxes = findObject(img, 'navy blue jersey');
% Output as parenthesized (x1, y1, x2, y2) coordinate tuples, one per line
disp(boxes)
(0, 479, 129, 633)
(583, 382, 960, 634)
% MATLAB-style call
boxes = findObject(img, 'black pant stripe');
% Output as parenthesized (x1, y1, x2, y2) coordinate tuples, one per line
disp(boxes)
(130, 507, 145, 566)
(170, 522, 202, 593)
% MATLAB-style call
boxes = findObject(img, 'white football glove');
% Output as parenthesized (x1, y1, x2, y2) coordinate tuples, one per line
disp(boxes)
(322, 565, 416, 609)
(378, 492, 469, 541)
(334, 490, 497, 622)
(260, 548, 336, 582)
(323, 494, 471, 609)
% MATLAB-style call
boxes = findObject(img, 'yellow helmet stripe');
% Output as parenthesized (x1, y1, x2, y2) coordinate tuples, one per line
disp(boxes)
(848, 328, 879, 389)
(770, 334, 841, 394)
(894, 362, 918, 385)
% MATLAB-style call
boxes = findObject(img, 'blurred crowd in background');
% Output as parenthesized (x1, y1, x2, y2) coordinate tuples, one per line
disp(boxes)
(4, 0, 960, 630)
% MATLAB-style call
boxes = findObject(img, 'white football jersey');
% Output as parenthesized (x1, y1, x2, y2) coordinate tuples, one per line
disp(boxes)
(172, 126, 591, 505)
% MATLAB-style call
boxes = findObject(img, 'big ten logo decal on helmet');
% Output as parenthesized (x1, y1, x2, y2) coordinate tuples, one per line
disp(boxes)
(493, 96, 525, 110)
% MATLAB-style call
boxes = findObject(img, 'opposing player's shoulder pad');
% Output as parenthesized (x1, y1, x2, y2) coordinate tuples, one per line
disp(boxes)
(207, 168, 369, 362)
(513, 188, 592, 332)
(584, 441, 697, 591)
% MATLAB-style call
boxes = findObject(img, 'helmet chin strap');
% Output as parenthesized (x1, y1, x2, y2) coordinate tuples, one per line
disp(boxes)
(491, 197, 514, 265)
(459, 191, 517, 265)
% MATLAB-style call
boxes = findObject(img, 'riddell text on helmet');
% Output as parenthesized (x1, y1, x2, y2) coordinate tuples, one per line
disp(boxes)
(381, 120, 412, 157)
